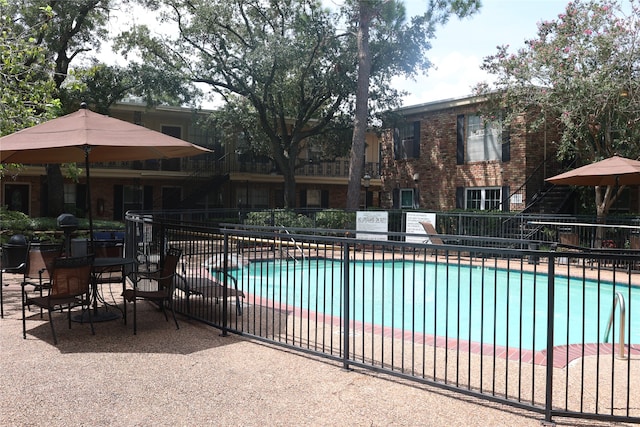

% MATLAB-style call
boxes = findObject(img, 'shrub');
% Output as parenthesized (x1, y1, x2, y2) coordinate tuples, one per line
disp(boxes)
(0, 207, 124, 244)
(244, 210, 315, 228)
(314, 209, 355, 230)
(0, 207, 33, 231)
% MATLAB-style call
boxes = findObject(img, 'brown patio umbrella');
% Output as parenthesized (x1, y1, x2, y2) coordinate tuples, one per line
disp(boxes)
(0, 104, 211, 247)
(0, 105, 210, 163)
(545, 155, 640, 186)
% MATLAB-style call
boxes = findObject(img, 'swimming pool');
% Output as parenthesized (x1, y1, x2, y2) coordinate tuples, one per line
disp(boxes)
(233, 259, 639, 351)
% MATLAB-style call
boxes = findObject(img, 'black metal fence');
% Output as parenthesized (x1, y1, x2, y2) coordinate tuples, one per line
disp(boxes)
(150, 208, 640, 250)
(124, 211, 640, 425)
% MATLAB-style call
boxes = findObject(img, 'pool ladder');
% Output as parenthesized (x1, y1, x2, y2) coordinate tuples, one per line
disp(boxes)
(278, 226, 305, 263)
(603, 291, 627, 359)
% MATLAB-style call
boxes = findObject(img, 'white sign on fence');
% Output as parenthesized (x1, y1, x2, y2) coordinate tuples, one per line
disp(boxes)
(356, 211, 389, 240)
(405, 212, 437, 243)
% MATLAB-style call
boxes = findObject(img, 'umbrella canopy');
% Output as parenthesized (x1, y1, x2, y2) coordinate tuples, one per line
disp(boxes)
(0, 106, 210, 164)
(545, 155, 640, 186)
(0, 105, 211, 252)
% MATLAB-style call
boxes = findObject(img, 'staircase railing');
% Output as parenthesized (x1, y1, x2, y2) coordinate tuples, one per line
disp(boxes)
(500, 159, 549, 240)
(501, 158, 579, 240)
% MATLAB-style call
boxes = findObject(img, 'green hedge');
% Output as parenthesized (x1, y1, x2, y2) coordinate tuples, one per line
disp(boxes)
(0, 207, 124, 244)
(314, 209, 355, 230)
(243, 209, 356, 231)
(244, 210, 315, 228)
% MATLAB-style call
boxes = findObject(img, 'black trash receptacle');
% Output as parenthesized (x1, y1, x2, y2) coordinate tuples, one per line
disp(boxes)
(2, 234, 29, 273)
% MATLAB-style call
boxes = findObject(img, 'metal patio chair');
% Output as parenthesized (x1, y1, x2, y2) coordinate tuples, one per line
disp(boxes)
(122, 247, 182, 335)
(22, 255, 95, 344)
(21, 244, 63, 318)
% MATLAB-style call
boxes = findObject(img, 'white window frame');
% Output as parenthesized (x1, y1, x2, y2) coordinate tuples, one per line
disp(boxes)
(466, 115, 501, 162)
(465, 187, 502, 211)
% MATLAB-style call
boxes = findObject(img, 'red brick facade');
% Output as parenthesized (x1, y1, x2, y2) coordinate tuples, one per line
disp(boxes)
(380, 96, 561, 212)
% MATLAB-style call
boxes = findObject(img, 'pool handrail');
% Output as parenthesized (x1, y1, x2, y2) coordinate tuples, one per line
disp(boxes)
(604, 291, 627, 359)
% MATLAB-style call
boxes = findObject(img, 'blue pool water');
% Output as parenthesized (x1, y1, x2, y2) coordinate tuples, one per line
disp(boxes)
(232, 259, 639, 351)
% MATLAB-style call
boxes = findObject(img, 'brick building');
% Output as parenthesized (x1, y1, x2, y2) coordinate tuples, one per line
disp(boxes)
(1, 101, 382, 218)
(379, 94, 564, 212)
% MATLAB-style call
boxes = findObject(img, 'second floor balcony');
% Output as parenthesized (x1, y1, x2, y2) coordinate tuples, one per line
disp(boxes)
(90, 153, 381, 180)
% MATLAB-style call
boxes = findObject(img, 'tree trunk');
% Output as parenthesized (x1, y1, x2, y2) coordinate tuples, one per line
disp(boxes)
(594, 184, 624, 247)
(345, 1, 373, 210)
(282, 167, 297, 209)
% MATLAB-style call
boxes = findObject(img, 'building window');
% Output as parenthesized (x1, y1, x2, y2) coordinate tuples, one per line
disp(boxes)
(238, 186, 269, 209)
(63, 184, 77, 213)
(307, 142, 323, 164)
(307, 189, 321, 208)
(466, 115, 501, 162)
(4, 183, 30, 214)
(400, 188, 416, 209)
(123, 185, 144, 212)
(190, 120, 221, 149)
(393, 121, 420, 160)
(63, 184, 76, 205)
(466, 187, 501, 211)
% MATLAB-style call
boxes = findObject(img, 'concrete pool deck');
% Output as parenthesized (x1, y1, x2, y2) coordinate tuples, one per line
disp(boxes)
(1, 270, 637, 426)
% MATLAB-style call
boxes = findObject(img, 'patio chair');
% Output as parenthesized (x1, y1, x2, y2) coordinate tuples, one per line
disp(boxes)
(0, 236, 30, 318)
(420, 222, 444, 245)
(22, 255, 95, 344)
(122, 247, 181, 335)
(21, 244, 63, 318)
(176, 270, 245, 315)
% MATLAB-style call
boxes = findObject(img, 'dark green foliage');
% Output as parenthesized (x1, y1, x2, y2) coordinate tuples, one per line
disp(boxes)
(314, 209, 356, 230)
(244, 210, 315, 229)
(0, 207, 124, 244)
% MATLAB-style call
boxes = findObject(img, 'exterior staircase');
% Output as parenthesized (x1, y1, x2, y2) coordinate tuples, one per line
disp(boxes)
(525, 185, 575, 214)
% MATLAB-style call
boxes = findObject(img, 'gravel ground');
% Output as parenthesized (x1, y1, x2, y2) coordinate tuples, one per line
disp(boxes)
(0, 274, 631, 427)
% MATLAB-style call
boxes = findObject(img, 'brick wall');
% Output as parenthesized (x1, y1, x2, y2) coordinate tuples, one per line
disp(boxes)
(381, 101, 557, 211)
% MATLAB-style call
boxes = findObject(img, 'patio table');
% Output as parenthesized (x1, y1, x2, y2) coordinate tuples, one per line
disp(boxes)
(72, 257, 136, 323)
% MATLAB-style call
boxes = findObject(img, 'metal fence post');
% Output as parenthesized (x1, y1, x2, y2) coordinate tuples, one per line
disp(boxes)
(221, 231, 229, 336)
(545, 254, 556, 424)
(342, 240, 350, 370)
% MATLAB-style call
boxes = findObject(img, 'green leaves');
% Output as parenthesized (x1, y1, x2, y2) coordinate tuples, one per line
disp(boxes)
(0, 3, 58, 137)
(61, 61, 199, 113)
(478, 0, 640, 218)
(480, 0, 640, 163)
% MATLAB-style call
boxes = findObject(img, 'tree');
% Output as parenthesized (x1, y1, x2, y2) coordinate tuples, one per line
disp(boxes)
(118, 0, 356, 208)
(119, 0, 480, 209)
(9, 0, 124, 216)
(477, 0, 640, 224)
(0, 1, 58, 138)
(62, 61, 199, 114)
(343, 0, 481, 209)
(0, 0, 59, 182)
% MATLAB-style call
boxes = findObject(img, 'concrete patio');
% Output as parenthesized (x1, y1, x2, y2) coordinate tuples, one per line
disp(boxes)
(0, 272, 632, 427)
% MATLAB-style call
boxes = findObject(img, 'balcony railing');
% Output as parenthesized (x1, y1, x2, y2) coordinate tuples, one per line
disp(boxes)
(93, 154, 380, 179)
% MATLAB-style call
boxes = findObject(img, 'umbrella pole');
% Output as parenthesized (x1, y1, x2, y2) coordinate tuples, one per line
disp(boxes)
(85, 146, 95, 255)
